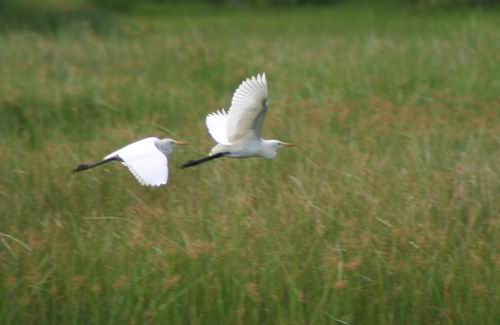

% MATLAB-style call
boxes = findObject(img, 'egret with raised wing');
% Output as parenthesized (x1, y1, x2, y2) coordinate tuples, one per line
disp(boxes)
(181, 73, 294, 169)
(74, 137, 187, 187)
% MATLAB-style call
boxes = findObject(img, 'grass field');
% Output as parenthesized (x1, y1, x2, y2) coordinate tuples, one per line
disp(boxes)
(0, 3, 499, 324)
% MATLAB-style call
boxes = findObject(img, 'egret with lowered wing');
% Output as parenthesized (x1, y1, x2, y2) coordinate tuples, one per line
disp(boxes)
(181, 73, 294, 169)
(74, 137, 187, 187)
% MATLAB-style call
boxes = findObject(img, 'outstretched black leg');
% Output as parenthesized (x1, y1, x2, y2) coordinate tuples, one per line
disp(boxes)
(180, 152, 229, 169)
(73, 156, 121, 173)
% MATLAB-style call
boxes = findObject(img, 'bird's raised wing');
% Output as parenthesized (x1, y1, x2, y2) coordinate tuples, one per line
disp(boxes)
(205, 109, 230, 145)
(226, 73, 268, 143)
(104, 137, 168, 187)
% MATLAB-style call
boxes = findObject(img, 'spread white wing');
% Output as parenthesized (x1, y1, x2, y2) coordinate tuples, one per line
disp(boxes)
(205, 109, 230, 145)
(104, 137, 168, 187)
(205, 73, 268, 145)
(226, 73, 268, 143)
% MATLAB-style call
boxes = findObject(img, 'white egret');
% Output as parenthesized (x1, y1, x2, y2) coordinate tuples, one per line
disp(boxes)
(181, 73, 294, 169)
(74, 137, 187, 187)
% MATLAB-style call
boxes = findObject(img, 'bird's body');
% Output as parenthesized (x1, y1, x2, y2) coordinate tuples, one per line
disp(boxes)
(74, 137, 186, 187)
(181, 73, 293, 169)
(209, 140, 281, 159)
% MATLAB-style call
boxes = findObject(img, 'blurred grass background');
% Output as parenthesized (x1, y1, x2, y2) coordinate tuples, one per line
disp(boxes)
(0, 0, 499, 324)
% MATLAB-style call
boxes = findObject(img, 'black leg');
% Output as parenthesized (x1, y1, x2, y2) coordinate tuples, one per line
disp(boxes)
(73, 156, 121, 173)
(180, 152, 228, 169)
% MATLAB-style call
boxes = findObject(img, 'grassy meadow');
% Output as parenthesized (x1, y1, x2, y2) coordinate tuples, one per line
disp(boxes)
(0, 4, 499, 324)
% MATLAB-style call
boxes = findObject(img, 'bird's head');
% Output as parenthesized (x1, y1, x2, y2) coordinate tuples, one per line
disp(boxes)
(156, 138, 188, 156)
(266, 140, 296, 154)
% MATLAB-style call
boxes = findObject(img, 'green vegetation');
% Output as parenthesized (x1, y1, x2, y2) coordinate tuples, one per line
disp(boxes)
(0, 4, 498, 324)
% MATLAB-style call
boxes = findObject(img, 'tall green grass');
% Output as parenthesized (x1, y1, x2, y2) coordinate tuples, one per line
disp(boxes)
(0, 5, 498, 324)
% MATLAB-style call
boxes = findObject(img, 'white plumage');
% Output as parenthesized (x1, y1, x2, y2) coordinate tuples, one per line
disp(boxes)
(104, 137, 169, 187)
(206, 109, 230, 145)
(206, 74, 268, 145)
(74, 137, 187, 187)
(226, 73, 268, 143)
(181, 73, 294, 169)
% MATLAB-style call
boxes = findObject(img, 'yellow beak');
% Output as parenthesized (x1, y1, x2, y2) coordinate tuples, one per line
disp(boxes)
(173, 140, 188, 145)
(282, 142, 296, 147)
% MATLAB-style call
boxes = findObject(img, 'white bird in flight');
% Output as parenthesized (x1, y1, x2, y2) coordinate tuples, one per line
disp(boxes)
(74, 137, 187, 187)
(181, 73, 294, 169)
